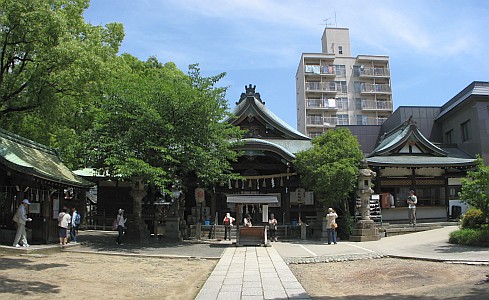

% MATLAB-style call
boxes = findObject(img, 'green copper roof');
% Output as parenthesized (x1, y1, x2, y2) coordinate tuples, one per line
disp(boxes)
(0, 129, 94, 187)
(367, 119, 476, 167)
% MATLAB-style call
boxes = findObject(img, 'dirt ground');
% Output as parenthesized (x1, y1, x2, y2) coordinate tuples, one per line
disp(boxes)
(290, 258, 489, 300)
(1, 252, 488, 299)
(0, 252, 216, 300)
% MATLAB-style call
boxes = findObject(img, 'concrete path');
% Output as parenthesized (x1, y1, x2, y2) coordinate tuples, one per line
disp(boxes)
(196, 246, 309, 300)
(273, 226, 489, 263)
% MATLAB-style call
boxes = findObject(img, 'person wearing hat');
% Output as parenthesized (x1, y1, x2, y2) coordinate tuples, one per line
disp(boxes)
(326, 207, 338, 245)
(12, 199, 33, 247)
(407, 190, 418, 226)
(116, 208, 127, 245)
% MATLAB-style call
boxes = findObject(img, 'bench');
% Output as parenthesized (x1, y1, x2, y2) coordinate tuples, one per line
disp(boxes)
(238, 226, 269, 246)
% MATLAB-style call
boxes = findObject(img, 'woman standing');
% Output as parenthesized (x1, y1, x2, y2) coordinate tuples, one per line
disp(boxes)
(326, 208, 338, 245)
(116, 209, 127, 245)
(268, 213, 278, 242)
(57, 207, 71, 246)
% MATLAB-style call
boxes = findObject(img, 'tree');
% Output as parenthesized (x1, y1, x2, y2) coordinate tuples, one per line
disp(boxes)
(0, 0, 124, 168)
(294, 128, 364, 214)
(459, 156, 489, 222)
(84, 55, 243, 192)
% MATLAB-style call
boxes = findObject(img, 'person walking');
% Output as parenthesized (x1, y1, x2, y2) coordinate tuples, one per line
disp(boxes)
(268, 213, 278, 242)
(223, 212, 235, 241)
(116, 209, 127, 245)
(70, 206, 80, 243)
(326, 208, 338, 245)
(58, 207, 71, 246)
(407, 190, 417, 226)
(12, 199, 33, 247)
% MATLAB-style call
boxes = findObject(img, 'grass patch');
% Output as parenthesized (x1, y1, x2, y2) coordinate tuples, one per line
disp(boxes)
(449, 226, 489, 247)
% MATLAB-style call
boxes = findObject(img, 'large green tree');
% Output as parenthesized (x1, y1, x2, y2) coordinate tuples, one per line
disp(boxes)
(85, 55, 243, 191)
(294, 128, 364, 214)
(459, 156, 489, 222)
(0, 0, 123, 168)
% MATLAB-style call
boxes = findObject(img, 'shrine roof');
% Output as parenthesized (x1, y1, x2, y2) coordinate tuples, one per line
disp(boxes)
(0, 129, 94, 187)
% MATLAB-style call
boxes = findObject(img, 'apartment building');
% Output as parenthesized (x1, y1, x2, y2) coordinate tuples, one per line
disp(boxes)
(296, 27, 393, 137)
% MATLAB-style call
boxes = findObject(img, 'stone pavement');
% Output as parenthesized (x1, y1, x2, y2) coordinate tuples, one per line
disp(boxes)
(196, 246, 309, 300)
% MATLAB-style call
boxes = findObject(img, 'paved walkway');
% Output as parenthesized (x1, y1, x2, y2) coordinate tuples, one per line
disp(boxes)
(196, 246, 309, 300)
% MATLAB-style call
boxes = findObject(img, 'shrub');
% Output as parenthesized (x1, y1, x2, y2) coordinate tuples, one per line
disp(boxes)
(449, 226, 489, 246)
(461, 208, 485, 229)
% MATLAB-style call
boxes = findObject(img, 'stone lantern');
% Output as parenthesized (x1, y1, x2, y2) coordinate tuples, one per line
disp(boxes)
(125, 177, 148, 243)
(349, 160, 380, 242)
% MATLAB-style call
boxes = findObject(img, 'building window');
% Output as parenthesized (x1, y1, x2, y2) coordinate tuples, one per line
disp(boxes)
(334, 65, 346, 77)
(355, 98, 362, 110)
(335, 81, 347, 93)
(353, 65, 361, 77)
(337, 97, 348, 110)
(445, 129, 453, 144)
(354, 81, 361, 93)
(461, 120, 471, 142)
(356, 115, 367, 125)
(337, 114, 349, 125)
(338, 46, 343, 54)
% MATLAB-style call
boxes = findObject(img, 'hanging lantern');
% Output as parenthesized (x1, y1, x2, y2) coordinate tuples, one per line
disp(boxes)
(280, 177, 284, 186)
(271, 178, 275, 188)
(241, 180, 245, 190)
(248, 179, 252, 188)
(256, 179, 260, 190)
(228, 179, 232, 189)
(262, 179, 267, 188)
(235, 179, 239, 189)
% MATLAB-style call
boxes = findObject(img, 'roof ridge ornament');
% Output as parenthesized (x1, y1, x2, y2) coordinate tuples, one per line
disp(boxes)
(237, 84, 265, 104)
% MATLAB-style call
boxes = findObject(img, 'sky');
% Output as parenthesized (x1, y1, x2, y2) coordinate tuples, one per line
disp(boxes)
(84, 0, 489, 129)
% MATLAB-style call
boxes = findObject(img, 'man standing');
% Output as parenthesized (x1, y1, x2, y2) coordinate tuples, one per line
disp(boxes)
(70, 206, 80, 243)
(12, 199, 32, 247)
(407, 190, 417, 226)
(223, 212, 235, 241)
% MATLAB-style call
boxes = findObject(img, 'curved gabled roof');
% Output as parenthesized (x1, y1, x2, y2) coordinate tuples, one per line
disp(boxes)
(368, 119, 446, 157)
(226, 84, 310, 141)
(367, 118, 476, 167)
(0, 129, 94, 187)
(234, 138, 311, 161)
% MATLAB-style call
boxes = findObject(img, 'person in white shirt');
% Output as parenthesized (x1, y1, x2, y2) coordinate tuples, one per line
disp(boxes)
(326, 208, 338, 245)
(116, 209, 127, 245)
(407, 190, 418, 226)
(243, 214, 252, 227)
(12, 199, 32, 247)
(223, 212, 235, 241)
(58, 207, 71, 246)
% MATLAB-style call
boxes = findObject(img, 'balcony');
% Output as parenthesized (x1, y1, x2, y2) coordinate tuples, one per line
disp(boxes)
(361, 100, 393, 111)
(360, 83, 391, 94)
(357, 117, 389, 125)
(304, 65, 336, 77)
(306, 116, 338, 127)
(306, 98, 339, 110)
(305, 81, 339, 93)
(359, 67, 390, 78)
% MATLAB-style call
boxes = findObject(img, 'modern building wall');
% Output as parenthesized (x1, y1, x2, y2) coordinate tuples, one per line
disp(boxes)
(296, 27, 393, 138)
(435, 82, 489, 164)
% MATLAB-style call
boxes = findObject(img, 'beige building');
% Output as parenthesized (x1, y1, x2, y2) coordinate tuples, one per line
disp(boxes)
(296, 27, 393, 137)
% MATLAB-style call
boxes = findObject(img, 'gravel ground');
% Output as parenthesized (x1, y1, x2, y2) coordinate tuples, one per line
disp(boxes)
(289, 257, 489, 299)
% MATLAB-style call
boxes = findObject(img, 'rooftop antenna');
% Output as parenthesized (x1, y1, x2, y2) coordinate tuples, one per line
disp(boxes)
(334, 11, 338, 27)
(321, 18, 333, 28)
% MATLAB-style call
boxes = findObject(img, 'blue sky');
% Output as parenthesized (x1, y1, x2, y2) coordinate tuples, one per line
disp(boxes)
(84, 0, 489, 129)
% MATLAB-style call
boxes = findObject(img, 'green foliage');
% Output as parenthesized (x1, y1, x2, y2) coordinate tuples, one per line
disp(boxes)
(0, 0, 124, 168)
(85, 57, 243, 191)
(449, 226, 489, 247)
(459, 156, 489, 222)
(461, 208, 486, 229)
(294, 128, 364, 213)
(337, 214, 355, 239)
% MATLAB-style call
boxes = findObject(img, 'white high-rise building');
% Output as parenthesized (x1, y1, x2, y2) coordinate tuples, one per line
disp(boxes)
(296, 27, 393, 137)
